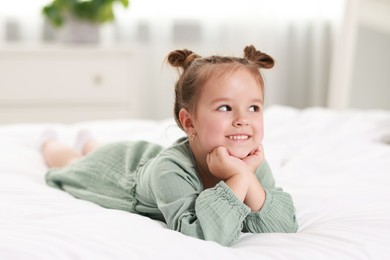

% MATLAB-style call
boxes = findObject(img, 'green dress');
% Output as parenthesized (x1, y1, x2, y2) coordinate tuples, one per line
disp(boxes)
(46, 137, 298, 246)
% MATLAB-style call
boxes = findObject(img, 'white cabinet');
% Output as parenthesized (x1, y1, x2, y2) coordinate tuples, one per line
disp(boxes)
(0, 45, 139, 123)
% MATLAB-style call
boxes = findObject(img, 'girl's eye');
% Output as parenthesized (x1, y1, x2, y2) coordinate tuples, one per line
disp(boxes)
(249, 105, 260, 112)
(217, 105, 232, 111)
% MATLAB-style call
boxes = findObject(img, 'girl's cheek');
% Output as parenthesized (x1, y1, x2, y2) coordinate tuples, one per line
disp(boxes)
(257, 124, 264, 141)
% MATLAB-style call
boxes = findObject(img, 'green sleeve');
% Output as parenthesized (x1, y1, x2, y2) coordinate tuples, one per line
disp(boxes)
(242, 161, 298, 233)
(150, 159, 250, 246)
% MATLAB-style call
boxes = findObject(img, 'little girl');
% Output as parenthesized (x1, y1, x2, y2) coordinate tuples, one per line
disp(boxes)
(43, 45, 298, 246)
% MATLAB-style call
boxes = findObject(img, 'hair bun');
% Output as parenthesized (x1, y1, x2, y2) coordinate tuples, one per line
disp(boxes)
(167, 49, 201, 70)
(244, 45, 274, 69)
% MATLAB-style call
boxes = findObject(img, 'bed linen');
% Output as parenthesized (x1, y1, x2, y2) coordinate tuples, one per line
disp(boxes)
(1, 105, 389, 259)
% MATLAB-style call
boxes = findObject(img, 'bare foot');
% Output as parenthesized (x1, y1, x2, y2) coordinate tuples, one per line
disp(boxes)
(82, 140, 101, 155)
(42, 140, 82, 168)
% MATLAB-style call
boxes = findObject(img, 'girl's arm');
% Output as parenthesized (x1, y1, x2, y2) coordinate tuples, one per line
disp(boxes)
(207, 145, 267, 211)
(241, 145, 266, 211)
(152, 168, 251, 246)
(244, 174, 266, 211)
(242, 161, 298, 233)
(206, 147, 251, 201)
(148, 143, 251, 246)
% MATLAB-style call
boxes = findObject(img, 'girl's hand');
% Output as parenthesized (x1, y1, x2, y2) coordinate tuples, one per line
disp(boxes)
(242, 145, 264, 173)
(206, 147, 249, 180)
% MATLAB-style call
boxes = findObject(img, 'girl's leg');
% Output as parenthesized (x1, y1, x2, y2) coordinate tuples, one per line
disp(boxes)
(74, 129, 101, 156)
(42, 139, 102, 168)
(82, 139, 101, 156)
(42, 140, 82, 168)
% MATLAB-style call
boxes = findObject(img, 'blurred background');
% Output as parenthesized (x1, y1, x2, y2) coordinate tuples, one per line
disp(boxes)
(0, 0, 389, 123)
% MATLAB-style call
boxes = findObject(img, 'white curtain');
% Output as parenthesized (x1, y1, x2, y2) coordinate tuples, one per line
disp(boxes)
(0, 0, 346, 119)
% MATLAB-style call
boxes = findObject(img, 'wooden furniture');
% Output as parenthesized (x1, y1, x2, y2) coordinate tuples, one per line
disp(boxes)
(0, 45, 139, 123)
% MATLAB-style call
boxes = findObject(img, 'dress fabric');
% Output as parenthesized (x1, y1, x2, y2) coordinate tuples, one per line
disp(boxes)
(46, 137, 298, 246)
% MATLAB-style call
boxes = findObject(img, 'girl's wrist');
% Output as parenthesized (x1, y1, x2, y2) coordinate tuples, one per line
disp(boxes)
(225, 170, 251, 201)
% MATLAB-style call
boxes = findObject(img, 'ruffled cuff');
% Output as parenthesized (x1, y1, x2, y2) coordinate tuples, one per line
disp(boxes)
(196, 181, 250, 219)
(195, 181, 251, 245)
(244, 188, 298, 233)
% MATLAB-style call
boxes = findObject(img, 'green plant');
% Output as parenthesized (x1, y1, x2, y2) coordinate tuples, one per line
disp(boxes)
(42, 0, 129, 28)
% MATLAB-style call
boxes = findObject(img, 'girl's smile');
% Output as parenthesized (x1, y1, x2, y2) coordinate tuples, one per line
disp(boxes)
(226, 134, 251, 141)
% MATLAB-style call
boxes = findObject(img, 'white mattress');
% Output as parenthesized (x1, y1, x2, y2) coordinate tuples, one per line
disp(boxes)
(1, 105, 389, 259)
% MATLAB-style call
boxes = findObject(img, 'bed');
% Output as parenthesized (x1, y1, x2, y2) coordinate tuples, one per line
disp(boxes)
(1, 105, 389, 259)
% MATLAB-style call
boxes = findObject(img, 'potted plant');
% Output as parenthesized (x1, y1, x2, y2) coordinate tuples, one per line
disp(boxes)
(42, 0, 129, 43)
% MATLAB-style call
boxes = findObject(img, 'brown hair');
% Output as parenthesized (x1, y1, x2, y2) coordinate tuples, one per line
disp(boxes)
(167, 45, 274, 130)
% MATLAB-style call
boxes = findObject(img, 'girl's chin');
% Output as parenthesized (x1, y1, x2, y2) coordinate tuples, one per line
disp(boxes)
(227, 149, 251, 159)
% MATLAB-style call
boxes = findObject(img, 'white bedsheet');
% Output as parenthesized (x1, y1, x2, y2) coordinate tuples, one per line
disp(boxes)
(1, 106, 389, 259)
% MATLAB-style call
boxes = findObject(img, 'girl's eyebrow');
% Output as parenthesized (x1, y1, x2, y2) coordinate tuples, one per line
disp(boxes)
(210, 97, 263, 104)
(210, 98, 231, 104)
(251, 98, 263, 104)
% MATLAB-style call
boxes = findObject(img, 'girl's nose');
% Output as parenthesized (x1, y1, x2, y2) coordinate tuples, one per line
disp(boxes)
(233, 117, 249, 127)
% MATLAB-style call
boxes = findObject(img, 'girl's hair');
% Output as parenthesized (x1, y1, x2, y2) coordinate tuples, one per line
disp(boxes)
(167, 45, 274, 130)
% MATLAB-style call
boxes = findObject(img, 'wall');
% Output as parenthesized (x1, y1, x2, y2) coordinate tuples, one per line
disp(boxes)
(350, 25, 390, 110)
(328, 0, 390, 110)
(0, 0, 346, 122)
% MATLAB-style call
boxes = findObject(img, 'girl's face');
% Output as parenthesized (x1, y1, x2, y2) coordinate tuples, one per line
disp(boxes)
(190, 68, 264, 160)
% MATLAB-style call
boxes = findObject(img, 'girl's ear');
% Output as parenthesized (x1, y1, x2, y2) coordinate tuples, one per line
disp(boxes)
(179, 108, 194, 133)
